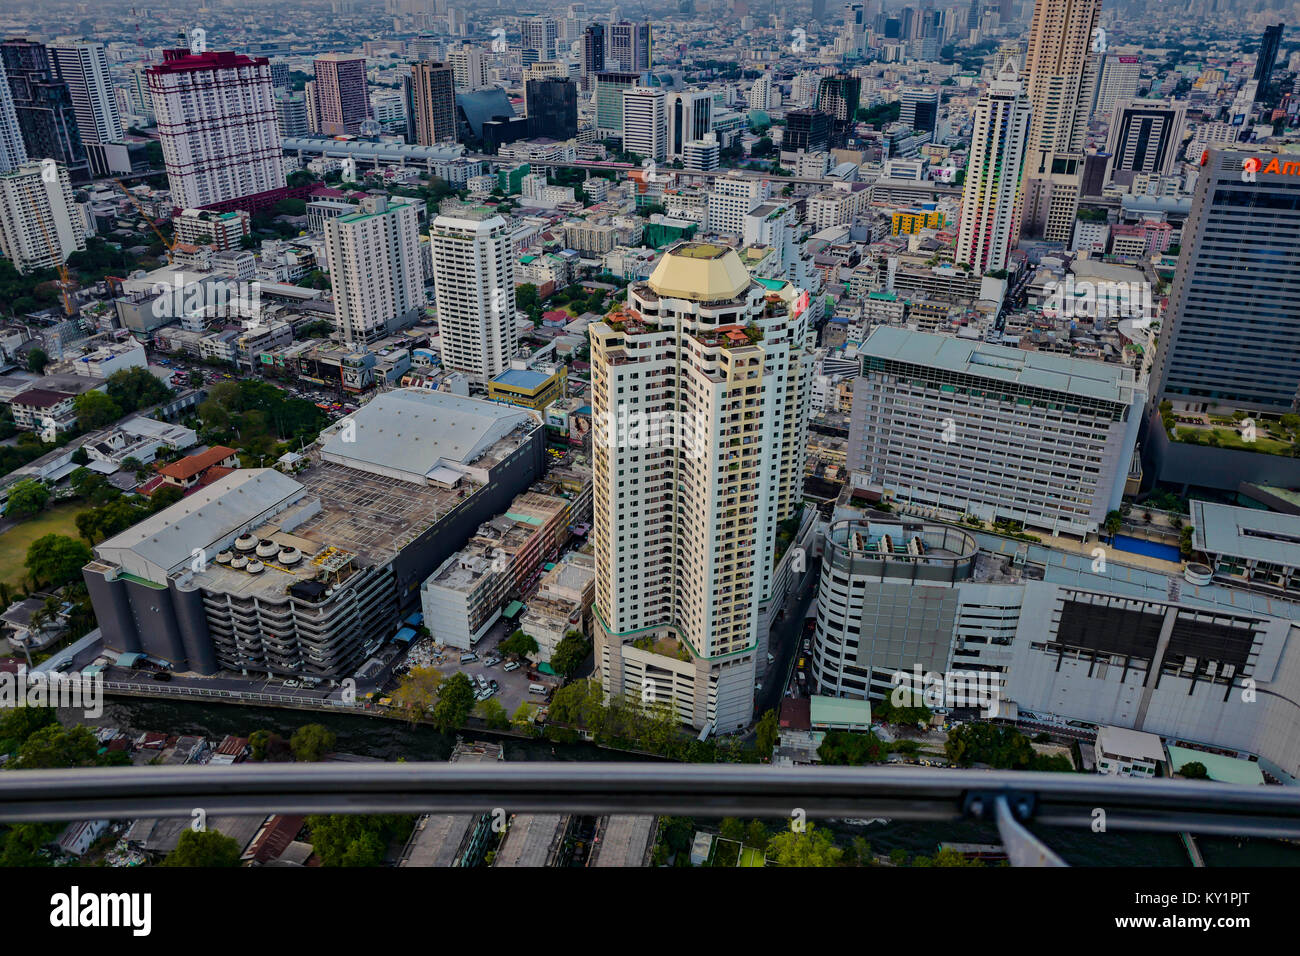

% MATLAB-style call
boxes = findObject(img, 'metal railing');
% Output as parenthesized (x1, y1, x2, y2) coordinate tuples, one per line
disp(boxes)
(2, 763, 1299, 866)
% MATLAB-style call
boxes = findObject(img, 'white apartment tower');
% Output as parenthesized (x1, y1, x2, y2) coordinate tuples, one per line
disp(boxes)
(0, 59, 26, 174)
(448, 45, 489, 91)
(324, 194, 425, 347)
(0, 161, 85, 274)
(621, 86, 667, 162)
(956, 61, 1031, 273)
(430, 213, 518, 384)
(49, 42, 124, 177)
(706, 173, 771, 236)
(148, 48, 286, 208)
(590, 242, 814, 732)
(1020, 0, 1102, 242)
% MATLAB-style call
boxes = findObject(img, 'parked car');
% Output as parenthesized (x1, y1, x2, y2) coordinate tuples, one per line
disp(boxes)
(152, 671, 172, 682)
(483, 656, 501, 667)
(503, 661, 521, 672)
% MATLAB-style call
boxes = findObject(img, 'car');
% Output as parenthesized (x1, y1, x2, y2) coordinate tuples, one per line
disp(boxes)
(151, 671, 172, 682)
(489, 679, 499, 692)
(283, 679, 300, 688)
(503, 661, 521, 672)
(483, 656, 501, 667)
(475, 675, 489, 691)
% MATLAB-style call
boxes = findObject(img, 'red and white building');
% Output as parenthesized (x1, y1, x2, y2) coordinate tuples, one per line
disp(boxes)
(148, 48, 285, 209)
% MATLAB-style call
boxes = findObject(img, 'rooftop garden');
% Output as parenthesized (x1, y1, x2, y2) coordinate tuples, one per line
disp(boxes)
(1160, 402, 1300, 457)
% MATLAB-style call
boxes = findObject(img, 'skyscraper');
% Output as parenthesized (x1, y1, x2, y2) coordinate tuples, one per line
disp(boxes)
(666, 90, 712, 160)
(956, 60, 1030, 273)
(310, 53, 370, 136)
(1092, 52, 1140, 116)
(0, 160, 85, 273)
(622, 87, 667, 162)
(595, 71, 639, 136)
(430, 213, 518, 384)
(325, 194, 425, 347)
(148, 48, 285, 209)
(524, 16, 559, 60)
(525, 77, 578, 139)
(1106, 98, 1187, 176)
(589, 242, 812, 732)
(1, 39, 88, 182)
(608, 21, 652, 72)
(1019, 0, 1101, 242)
(1253, 23, 1284, 101)
(581, 23, 606, 85)
(0, 60, 27, 174)
(49, 42, 124, 178)
(898, 87, 939, 133)
(447, 44, 488, 92)
(816, 73, 861, 148)
(410, 61, 457, 144)
(1152, 147, 1300, 417)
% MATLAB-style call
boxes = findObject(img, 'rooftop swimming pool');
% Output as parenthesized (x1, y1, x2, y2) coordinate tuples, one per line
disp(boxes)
(1111, 533, 1181, 563)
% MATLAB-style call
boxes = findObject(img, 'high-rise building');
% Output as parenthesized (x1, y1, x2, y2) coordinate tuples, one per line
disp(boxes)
(590, 242, 813, 731)
(621, 87, 666, 162)
(524, 16, 559, 61)
(447, 45, 488, 92)
(898, 87, 939, 133)
(784, 108, 832, 153)
(0, 39, 88, 182)
(847, 326, 1144, 538)
(430, 213, 518, 384)
(816, 73, 861, 148)
(608, 20, 652, 72)
(410, 61, 457, 144)
(325, 194, 425, 347)
(595, 71, 639, 136)
(1020, 0, 1101, 242)
(48, 42, 123, 177)
(582, 23, 607, 82)
(269, 58, 290, 91)
(1092, 52, 1140, 116)
(0, 60, 27, 174)
(707, 173, 770, 234)
(1106, 98, 1187, 177)
(525, 77, 578, 140)
(682, 134, 720, 172)
(310, 53, 370, 136)
(1254, 23, 1284, 101)
(1152, 147, 1300, 417)
(148, 48, 285, 209)
(274, 91, 310, 138)
(666, 90, 712, 160)
(956, 61, 1030, 273)
(0, 160, 85, 274)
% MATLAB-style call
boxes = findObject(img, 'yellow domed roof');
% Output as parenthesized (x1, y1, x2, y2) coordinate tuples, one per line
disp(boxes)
(646, 242, 754, 302)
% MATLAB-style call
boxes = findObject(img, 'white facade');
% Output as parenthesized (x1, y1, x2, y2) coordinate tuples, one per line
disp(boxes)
(705, 174, 770, 236)
(621, 87, 666, 162)
(0, 60, 26, 174)
(0, 162, 85, 274)
(49, 43, 123, 147)
(590, 242, 813, 732)
(430, 213, 518, 384)
(148, 50, 286, 208)
(955, 62, 1031, 273)
(325, 194, 425, 347)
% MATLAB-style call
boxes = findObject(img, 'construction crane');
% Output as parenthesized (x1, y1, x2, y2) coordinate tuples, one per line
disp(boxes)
(112, 178, 176, 261)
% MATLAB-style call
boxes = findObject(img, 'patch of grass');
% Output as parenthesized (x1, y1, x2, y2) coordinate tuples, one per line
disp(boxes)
(1174, 427, 1292, 456)
(738, 846, 766, 867)
(0, 503, 91, 591)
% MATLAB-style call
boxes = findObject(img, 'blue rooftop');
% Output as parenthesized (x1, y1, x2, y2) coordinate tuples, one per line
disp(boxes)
(492, 368, 552, 391)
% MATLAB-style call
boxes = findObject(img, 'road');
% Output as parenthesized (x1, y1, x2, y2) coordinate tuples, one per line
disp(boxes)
(756, 556, 821, 718)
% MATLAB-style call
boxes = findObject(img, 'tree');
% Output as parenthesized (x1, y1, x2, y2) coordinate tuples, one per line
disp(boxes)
(766, 823, 843, 867)
(162, 828, 242, 867)
(290, 723, 337, 762)
(1103, 510, 1124, 539)
(12, 724, 100, 769)
(754, 709, 779, 758)
(719, 817, 746, 844)
(5, 479, 49, 520)
(550, 632, 591, 678)
(248, 729, 290, 761)
(306, 814, 413, 867)
(26, 347, 48, 374)
(430, 672, 476, 732)
(74, 390, 123, 430)
(479, 698, 510, 730)
(0, 705, 58, 753)
(106, 366, 171, 412)
(390, 666, 443, 722)
(25, 534, 91, 589)
(1179, 761, 1209, 780)
(70, 445, 89, 466)
(150, 485, 185, 511)
(499, 630, 539, 661)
